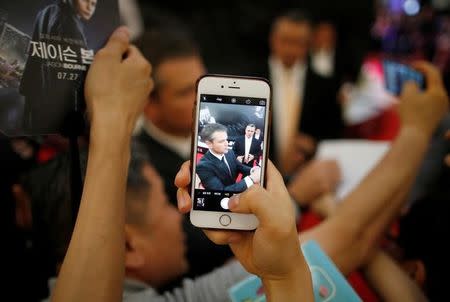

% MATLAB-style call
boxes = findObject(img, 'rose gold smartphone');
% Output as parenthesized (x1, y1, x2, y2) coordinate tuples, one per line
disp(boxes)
(190, 75, 271, 230)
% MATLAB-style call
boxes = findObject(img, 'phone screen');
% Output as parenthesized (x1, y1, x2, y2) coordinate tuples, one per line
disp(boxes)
(192, 94, 268, 213)
(383, 60, 425, 96)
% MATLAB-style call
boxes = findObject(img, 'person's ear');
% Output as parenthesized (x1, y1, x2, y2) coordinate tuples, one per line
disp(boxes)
(125, 225, 145, 269)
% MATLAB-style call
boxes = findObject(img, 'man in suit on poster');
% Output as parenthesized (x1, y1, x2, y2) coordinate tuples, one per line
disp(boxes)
(197, 123, 260, 193)
(20, 0, 98, 133)
(232, 123, 262, 167)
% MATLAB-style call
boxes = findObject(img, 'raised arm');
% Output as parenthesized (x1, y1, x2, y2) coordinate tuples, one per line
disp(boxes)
(50, 27, 153, 302)
(300, 62, 449, 274)
(364, 251, 428, 302)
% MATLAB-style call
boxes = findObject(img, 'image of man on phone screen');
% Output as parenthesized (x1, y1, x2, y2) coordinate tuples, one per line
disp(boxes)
(196, 123, 261, 192)
(232, 123, 263, 167)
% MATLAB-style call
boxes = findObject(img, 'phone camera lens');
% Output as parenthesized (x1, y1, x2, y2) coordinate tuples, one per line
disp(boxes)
(221, 85, 224, 88)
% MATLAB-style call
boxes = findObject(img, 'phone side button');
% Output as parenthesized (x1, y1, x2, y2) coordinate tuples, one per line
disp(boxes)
(219, 214, 231, 226)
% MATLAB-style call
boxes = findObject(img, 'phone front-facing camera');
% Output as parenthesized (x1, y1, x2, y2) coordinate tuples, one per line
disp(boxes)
(221, 85, 224, 88)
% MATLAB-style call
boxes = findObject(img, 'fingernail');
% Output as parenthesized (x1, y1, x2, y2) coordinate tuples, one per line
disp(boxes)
(228, 195, 240, 209)
(115, 26, 130, 39)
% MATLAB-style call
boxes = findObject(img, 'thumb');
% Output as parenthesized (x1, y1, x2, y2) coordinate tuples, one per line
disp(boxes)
(175, 161, 191, 189)
(400, 80, 420, 99)
(228, 186, 272, 224)
(103, 26, 130, 58)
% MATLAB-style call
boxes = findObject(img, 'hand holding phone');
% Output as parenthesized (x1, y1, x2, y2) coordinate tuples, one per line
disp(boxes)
(176, 161, 314, 301)
(190, 75, 271, 230)
(383, 60, 425, 96)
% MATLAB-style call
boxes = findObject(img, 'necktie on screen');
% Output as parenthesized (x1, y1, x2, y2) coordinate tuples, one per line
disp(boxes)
(222, 156, 232, 177)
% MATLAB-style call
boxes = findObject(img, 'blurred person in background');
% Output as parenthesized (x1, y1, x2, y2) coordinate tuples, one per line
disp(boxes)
(253, 10, 343, 176)
(134, 29, 234, 282)
(176, 60, 448, 300)
(41, 143, 254, 302)
(310, 21, 337, 79)
(1, 136, 41, 301)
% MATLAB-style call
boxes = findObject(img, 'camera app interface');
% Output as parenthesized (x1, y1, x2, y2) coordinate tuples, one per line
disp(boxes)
(193, 94, 267, 212)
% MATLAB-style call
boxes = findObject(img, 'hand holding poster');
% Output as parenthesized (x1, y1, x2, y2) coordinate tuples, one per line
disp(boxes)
(0, 0, 120, 136)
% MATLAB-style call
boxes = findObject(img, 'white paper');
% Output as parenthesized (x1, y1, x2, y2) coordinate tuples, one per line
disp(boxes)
(317, 140, 391, 201)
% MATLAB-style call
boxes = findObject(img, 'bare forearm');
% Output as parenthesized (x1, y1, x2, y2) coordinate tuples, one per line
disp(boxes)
(363, 176, 414, 245)
(333, 127, 429, 237)
(364, 251, 428, 302)
(263, 264, 314, 302)
(299, 128, 429, 274)
(51, 125, 131, 302)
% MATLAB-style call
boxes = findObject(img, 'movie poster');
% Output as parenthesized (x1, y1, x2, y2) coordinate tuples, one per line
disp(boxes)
(0, 0, 120, 136)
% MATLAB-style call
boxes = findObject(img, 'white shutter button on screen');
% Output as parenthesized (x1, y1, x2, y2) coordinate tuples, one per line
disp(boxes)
(220, 197, 230, 210)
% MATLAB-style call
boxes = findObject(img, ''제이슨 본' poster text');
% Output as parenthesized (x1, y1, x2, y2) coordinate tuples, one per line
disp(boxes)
(0, 0, 120, 136)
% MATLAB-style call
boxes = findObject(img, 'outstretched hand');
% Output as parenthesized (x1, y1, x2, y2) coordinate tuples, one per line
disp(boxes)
(288, 159, 341, 206)
(398, 61, 449, 138)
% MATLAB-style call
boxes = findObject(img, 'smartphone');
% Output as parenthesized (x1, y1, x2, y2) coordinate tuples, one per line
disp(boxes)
(383, 60, 425, 96)
(190, 75, 271, 230)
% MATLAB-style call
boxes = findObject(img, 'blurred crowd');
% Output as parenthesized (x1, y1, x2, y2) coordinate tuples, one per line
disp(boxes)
(1, 0, 449, 301)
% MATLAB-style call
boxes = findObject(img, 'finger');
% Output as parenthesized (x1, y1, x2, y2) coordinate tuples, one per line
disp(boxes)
(124, 45, 152, 74)
(228, 186, 296, 238)
(176, 188, 192, 213)
(330, 160, 341, 179)
(103, 26, 130, 58)
(228, 161, 295, 226)
(175, 161, 191, 189)
(400, 80, 420, 98)
(203, 229, 244, 245)
(411, 61, 444, 89)
(265, 160, 286, 192)
(227, 187, 272, 224)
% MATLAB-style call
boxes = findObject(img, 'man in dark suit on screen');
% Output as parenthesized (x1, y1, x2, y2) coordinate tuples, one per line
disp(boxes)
(232, 123, 262, 167)
(197, 123, 260, 193)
